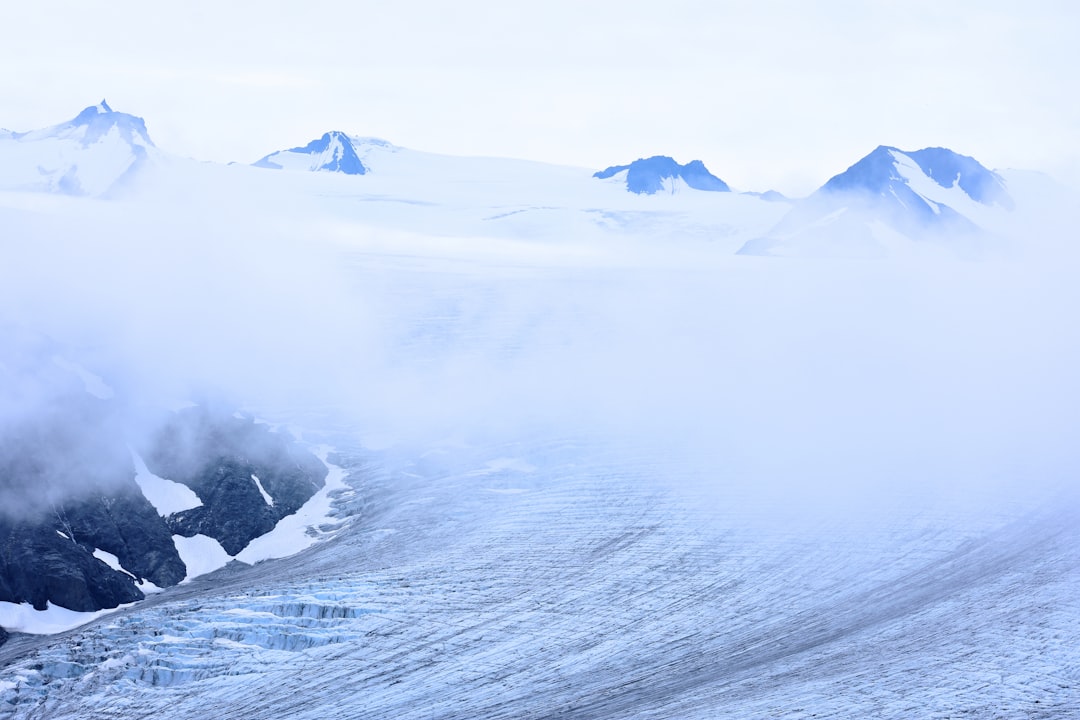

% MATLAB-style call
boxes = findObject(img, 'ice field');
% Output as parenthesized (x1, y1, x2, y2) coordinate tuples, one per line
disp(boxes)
(2, 229, 1078, 718)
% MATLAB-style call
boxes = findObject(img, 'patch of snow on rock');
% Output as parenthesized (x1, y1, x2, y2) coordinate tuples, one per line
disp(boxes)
(173, 535, 232, 582)
(234, 450, 348, 565)
(131, 449, 202, 516)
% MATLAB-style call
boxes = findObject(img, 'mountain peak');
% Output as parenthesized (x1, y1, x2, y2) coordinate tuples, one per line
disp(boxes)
(0, 102, 156, 196)
(820, 145, 902, 195)
(595, 155, 730, 195)
(739, 145, 1015, 257)
(823, 145, 1010, 208)
(63, 101, 154, 148)
(72, 100, 119, 124)
(254, 131, 367, 175)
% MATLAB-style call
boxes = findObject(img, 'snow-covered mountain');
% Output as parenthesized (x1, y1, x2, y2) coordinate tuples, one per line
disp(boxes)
(594, 156, 731, 194)
(13, 106, 1046, 257)
(0, 101, 158, 196)
(239, 134, 786, 250)
(738, 146, 1016, 257)
(822, 145, 1013, 214)
(253, 131, 367, 175)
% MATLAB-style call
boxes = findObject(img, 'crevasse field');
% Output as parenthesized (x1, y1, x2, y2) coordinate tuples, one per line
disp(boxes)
(1, 132, 1079, 718)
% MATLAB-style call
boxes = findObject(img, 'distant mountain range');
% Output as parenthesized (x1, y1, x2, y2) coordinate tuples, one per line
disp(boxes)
(1, 102, 1065, 257)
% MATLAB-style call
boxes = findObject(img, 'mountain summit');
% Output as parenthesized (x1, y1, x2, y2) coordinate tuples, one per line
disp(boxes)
(61, 100, 154, 148)
(739, 146, 1014, 257)
(594, 156, 731, 195)
(254, 131, 367, 175)
(0, 102, 156, 195)
(822, 145, 1013, 217)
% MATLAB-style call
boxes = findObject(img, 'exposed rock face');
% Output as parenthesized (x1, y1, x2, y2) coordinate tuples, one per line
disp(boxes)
(0, 401, 328, 626)
(143, 408, 328, 556)
(0, 458, 183, 612)
(0, 520, 143, 612)
(0, 331, 330, 635)
(0, 381, 178, 613)
(253, 130, 367, 175)
(59, 480, 187, 588)
(594, 156, 730, 194)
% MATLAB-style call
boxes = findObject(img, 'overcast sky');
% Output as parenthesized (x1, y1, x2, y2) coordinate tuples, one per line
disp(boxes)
(2, 0, 1076, 195)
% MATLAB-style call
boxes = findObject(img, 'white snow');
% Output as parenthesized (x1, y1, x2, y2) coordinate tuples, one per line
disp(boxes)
(143, 452, 347, 581)
(130, 449, 202, 516)
(0, 104, 157, 196)
(89, 550, 162, 593)
(251, 474, 274, 506)
(92, 549, 130, 576)
(0, 126, 143, 196)
(889, 149, 1007, 228)
(0, 601, 130, 635)
(173, 535, 232, 582)
(234, 451, 348, 564)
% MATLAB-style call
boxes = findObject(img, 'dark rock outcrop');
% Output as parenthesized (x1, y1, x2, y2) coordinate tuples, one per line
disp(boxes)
(0, 331, 331, 632)
(253, 131, 367, 175)
(0, 520, 143, 612)
(0, 372, 181, 613)
(59, 481, 187, 588)
(143, 407, 328, 556)
(594, 156, 730, 195)
(0, 432, 184, 613)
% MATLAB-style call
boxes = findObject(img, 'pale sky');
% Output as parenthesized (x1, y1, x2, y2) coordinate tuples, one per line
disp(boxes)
(2, 0, 1076, 195)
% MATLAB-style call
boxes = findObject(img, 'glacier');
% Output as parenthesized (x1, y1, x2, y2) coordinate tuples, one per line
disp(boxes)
(1, 436, 1077, 718)
(0, 104, 1078, 718)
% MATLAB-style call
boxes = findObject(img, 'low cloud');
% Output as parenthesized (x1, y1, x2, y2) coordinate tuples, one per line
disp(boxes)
(1, 173, 1078, 529)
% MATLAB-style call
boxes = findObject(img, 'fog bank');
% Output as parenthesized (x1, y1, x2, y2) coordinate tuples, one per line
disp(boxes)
(2, 186, 1078, 525)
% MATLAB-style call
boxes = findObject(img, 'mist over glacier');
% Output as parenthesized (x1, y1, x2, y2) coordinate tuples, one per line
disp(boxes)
(1, 130, 1079, 717)
(4, 0, 1080, 710)
(2, 161, 1077, 526)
